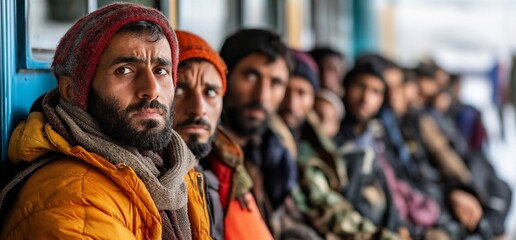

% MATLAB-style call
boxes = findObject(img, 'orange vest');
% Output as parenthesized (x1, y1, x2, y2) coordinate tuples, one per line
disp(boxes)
(185, 126, 273, 240)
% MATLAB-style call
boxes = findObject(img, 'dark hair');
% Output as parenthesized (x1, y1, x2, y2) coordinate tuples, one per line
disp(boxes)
(117, 20, 165, 42)
(355, 53, 400, 70)
(402, 68, 417, 84)
(414, 62, 437, 79)
(220, 29, 293, 73)
(343, 60, 386, 89)
(449, 73, 461, 86)
(308, 47, 344, 63)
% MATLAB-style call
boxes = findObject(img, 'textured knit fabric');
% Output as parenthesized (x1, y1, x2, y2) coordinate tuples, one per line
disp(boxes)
(161, 211, 180, 240)
(45, 92, 195, 213)
(176, 30, 227, 94)
(291, 49, 319, 92)
(2, 112, 167, 239)
(1, 90, 195, 239)
(52, 2, 179, 110)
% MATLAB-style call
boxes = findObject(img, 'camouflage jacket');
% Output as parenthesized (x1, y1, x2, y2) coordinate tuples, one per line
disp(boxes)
(292, 113, 403, 239)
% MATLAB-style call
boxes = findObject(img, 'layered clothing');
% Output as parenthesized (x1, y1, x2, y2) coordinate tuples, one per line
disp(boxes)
(1, 91, 195, 240)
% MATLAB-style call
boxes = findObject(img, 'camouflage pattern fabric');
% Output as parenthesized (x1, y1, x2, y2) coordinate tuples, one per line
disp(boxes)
(292, 114, 402, 239)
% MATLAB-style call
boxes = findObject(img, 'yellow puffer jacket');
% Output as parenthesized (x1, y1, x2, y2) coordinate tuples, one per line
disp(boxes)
(1, 112, 162, 240)
(185, 168, 211, 240)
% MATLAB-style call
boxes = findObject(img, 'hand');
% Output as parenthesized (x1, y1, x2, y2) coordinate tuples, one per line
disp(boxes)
(449, 189, 483, 232)
(399, 227, 412, 240)
(237, 194, 251, 211)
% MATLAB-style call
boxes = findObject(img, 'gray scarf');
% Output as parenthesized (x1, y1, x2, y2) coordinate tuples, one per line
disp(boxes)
(44, 90, 195, 238)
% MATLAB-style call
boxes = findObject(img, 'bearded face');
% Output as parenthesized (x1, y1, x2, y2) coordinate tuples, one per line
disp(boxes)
(89, 88, 174, 150)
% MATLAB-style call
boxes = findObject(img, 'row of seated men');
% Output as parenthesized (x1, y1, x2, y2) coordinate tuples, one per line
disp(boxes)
(0, 3, 511, 240)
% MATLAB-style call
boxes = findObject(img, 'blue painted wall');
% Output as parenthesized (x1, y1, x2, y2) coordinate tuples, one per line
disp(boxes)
(1, 1, 56, 160)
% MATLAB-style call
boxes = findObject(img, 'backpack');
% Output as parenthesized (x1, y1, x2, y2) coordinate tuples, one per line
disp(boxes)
(0, 154, 57, 229)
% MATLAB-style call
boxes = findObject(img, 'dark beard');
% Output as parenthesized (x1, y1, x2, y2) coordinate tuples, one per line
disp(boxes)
(223, 102, 269, 137)
(186, 134, 214, 159)
(88, 89, 174, 151)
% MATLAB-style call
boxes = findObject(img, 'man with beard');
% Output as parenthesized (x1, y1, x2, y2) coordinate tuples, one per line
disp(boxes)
(0, 3, 195, 239)
(279, 50, 386, 238)
(333, 60, 409, 237)
(173, 30, 272, 240)
(219, 29, 318, 239)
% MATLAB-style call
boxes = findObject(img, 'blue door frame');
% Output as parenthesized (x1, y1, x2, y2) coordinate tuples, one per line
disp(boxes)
(1, 0, 56, 160)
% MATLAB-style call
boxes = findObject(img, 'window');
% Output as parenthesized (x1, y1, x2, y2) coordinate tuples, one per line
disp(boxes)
(27, 0, 160, 66)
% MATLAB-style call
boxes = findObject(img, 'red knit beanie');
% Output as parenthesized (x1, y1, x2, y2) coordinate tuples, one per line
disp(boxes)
(175, 30, 227, 95)
(52, 3, 178, 110)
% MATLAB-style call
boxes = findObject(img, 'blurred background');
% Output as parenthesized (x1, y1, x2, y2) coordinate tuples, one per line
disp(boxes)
(3, 0, 516, 237)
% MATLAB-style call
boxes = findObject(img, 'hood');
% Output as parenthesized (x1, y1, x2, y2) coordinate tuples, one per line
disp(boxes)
(8, 112, 68, 163)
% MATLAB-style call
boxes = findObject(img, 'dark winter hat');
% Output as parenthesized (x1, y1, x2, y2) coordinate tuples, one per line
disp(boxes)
(219, 29, 293, 73)
(343, 59, 386, 89)
(52, 2, 178, 110)
(291, 49, 319, 92)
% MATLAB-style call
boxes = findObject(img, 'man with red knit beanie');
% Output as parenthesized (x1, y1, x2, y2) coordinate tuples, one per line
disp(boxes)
(0, 3, 195, 239)
(174, 30, 273, 240)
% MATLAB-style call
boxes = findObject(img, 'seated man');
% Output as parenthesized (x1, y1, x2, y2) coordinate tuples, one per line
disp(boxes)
(414, 63, 512, 239)
(333, 61, 419, 237)
(219, 29, 318, 239)
(173, 30, 272, 240)
(0, 3, 195, 239)
(279, 50, 398, 238)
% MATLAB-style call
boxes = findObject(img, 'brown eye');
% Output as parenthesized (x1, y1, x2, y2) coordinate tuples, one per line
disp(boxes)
(155, 68, 169, 76)
(115, 67, 133, 75)
(272, 78, 285, 87)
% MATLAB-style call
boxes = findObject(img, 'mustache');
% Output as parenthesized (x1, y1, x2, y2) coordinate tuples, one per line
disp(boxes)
(126, 99, 168, 115)
(175, 117, 212, 131)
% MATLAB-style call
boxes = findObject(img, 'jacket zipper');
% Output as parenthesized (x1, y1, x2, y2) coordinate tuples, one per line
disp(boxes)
(197, 172, 214, 239)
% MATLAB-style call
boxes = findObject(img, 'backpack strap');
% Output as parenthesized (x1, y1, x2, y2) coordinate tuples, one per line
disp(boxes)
(0, 154, 59, 228)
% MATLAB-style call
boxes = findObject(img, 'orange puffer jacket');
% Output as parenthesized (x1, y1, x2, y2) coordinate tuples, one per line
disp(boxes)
(1, 112, 162, 240)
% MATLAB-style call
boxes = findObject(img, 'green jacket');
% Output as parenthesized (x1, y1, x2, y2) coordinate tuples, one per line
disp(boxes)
(292, 112, 401, 239)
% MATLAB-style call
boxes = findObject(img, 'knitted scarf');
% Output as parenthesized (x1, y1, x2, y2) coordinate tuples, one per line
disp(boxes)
(43, 90, 195, 239)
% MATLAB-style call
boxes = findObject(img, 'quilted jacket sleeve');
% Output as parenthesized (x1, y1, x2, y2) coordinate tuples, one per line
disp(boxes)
(1, 159, 141, 240)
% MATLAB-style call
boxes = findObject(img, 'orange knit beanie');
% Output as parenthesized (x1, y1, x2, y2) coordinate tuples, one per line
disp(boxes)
(175, 30, 227, 95)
